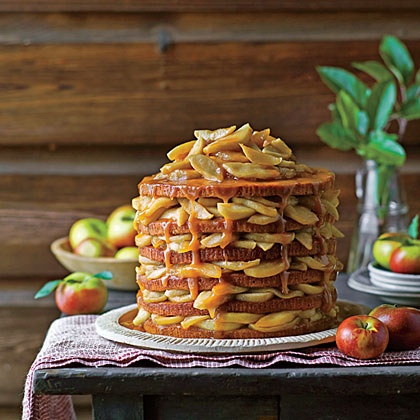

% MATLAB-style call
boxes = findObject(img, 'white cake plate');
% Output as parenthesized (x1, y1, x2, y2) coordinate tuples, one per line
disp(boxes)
(95, 301, 368, 354)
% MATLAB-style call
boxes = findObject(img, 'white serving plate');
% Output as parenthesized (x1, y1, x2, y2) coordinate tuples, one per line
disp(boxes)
(348, 268, 420, 306)
(95, 301, 368, 354)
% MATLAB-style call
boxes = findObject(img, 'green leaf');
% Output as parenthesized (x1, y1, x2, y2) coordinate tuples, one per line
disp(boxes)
(317, 66, 371, 108)
(352, 61, 393, 82)
(406, 83, 420, 101)
(34, 279, 62, 299)
(336, 91, 369, 135)
(366, 81, 396, 130)
(362, 130, 406, 166)
(379, 35, 414, 85)
(316, 122, 359, 151)
(416, 68, 420, 84)
(328, 103, 342, 123)
(93, 271, 113, 280)
(409, 215, 419, 239)
(399, 97, 420, 120)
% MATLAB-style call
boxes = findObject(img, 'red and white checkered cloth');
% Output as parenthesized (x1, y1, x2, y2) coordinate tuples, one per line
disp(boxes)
(23, 315, 420, 420)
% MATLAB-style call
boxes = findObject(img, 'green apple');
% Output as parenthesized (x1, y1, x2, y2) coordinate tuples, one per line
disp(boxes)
(372, 232, 411, 270)
(69, 218, 108, 250)
(115, 246, 139, 260)
(107, 205, 136, 248)
(75, 238, 116, 258)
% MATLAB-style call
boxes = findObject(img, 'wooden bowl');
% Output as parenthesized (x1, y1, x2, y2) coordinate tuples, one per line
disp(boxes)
(50, 237, 138, 291)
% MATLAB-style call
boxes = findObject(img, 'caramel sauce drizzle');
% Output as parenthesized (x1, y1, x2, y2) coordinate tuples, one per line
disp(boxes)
(162, 221, 173, 271)
(280, 244, 290, 295)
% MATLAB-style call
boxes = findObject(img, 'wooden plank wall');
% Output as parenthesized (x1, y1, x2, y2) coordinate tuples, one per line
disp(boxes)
(1, 1, 420, 411)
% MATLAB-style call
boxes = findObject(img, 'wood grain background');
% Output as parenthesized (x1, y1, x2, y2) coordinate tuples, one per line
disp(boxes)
(1, 2, 420, 412)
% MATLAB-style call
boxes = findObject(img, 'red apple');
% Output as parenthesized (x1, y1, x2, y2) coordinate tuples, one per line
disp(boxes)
(35, 272, 109, 315)
(74, 238, 116, 258)
(336, 315, 389, 359)
(369, 304, 420, 350)
(389, 241, 420, 274)
(69, 218, 108, 250)
(372, 232, 411, 270)
(55, 272, 108, 315)
(107, 205, 136, 248)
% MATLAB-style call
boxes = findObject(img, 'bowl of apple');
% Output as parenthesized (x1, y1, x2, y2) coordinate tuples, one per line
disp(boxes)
(51, 205, 139, 291)
(370, 219, 420, 292)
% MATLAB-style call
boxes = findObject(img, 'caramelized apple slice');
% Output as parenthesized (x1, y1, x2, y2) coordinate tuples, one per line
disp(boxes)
(203, 123, 252, 154)
(167, 140, 196, 161)
(240, 144, 282, 165)
(179, 198, 214, 220)
(223, 162, 279, 180)
(284, 205, 319, 225)
(217, 202, 256, 220)
(194, 125, 236, 141)
(232, 197, 278, 217)
(189, 154, 223, 182)
(244, 259, 285, 278)
(151, 314, 184, 326)
(133, 308, 150, 326)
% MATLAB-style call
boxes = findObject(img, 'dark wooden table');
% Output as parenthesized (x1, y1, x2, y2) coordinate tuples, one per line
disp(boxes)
(32, 274, 420, 420)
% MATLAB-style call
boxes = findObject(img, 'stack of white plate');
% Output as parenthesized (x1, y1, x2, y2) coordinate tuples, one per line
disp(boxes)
(348, 264, 420, 306)
(368, 263, 420, 293)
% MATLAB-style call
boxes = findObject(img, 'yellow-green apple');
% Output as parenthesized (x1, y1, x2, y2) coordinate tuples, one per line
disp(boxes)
(389, 240, 420, 274)
(336, 315, 389, 359)
(74, 238, 116, 258)
(369, 304, 420, 350)
(372, 232, 411, 270)
(107, 205, 136, 248)
(115, 246, 138, 260)
(35, 271, 110, 315)
(69, 218, 108, 250)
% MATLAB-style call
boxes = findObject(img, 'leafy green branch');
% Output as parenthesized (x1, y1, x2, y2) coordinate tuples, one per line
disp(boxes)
(316, 35, 420, 170)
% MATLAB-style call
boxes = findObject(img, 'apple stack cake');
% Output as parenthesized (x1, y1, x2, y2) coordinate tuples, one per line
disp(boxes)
(129, 123, 344, 339)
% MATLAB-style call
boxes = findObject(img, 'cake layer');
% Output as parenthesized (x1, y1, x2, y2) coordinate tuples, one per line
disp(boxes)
(138, 238, 336, 264)
(136, 214, 336, 236)
(138, 170, 335, 200)
(138, 289, 337, 316)
(142, 314, 336, 339)
(137, 270, 337, 291)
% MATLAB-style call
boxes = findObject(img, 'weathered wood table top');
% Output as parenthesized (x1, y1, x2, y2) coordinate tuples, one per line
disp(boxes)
(32, 274, 420, 420)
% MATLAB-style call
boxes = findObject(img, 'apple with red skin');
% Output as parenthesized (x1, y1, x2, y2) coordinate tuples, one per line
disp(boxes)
(107, 205, 136, 248)
(55, 272, 108, 315)
(336, 315, 389, 359)
(369, 304, 420, 350)
(389, 241, 420, 274)
(75, 238, 116, 258)
(373, 232, 412, 270)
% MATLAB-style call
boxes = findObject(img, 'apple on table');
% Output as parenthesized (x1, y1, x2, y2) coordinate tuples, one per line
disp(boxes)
(370, 304, 420, 350)
(35, 271, 111, 315)
(335, 315, 389, 359)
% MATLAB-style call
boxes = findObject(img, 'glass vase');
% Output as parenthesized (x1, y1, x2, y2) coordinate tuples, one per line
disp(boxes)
(347, 160, 409, 272)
